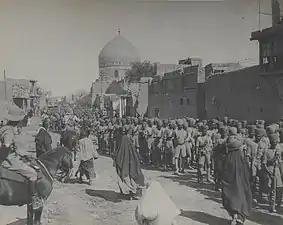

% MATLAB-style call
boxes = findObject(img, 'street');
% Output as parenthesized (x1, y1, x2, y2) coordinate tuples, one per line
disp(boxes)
(0, 118, 282, 225)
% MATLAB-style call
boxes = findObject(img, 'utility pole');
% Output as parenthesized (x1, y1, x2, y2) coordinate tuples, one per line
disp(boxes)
(258, 0, 261, 30)
(4, 69, 7, 100)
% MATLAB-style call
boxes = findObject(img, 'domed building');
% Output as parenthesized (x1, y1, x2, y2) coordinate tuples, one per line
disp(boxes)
(92, 30, 140, 99)
(92, 30, 140, 116)
(99, 29, 140, 77)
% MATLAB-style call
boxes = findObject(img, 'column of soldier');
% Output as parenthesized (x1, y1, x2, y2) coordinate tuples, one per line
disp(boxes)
(95, 116, 283, 213)
(42, 104, 283, 213)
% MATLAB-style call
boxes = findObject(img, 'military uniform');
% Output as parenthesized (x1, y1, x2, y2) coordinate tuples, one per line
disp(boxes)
(183, 122, 194, 169)
(213, 127, 228, 190)
(0, 105, 42, 209)
(196, 125, 214, 183)
(262, 135, 283, 212)
(0, 125, 37, 181)
(174, 126, 187, 159)
(255, 128, 270, 200)
(146, 121, 154, 164)
(162, 124, 174, 170)
(132, 119, 141, 151)
(244, 136, 258, 199)
(152, 121, 163, 167)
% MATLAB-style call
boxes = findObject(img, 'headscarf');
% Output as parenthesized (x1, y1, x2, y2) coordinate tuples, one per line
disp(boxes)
(114, 133, 145, 185)
(226, 134, 244, 152)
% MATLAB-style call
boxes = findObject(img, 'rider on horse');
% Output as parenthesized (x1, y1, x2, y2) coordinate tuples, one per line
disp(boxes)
(0, 104, 42, 209)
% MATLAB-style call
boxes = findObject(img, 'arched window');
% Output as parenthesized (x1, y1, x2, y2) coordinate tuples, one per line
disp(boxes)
(114, 70, 119, 78)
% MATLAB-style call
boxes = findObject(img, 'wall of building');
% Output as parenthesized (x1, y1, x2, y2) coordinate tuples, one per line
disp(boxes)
(156, 63, 178, 77)
(205, 63, 243, 80)
(92, 65, 131, 103)
(205, 65, 283, 122)
(99, 66, 129, 83)
(148, 65, 200, 119)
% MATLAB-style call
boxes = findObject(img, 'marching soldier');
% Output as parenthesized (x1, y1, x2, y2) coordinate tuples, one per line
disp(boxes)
(173, 119, 187, 174)
(152, 119, 163, 168)
(244, 125, 258, 202)
(255, 128, 269, 202)
(196, 125, 214, 184)
(146, 119, 155, 165)
(213, 126, 228, 191)
(183, 121, 194, 170)
(132, 118, 141, 154)
(262, 133, 283, 212)
(162, 120, 174, 171)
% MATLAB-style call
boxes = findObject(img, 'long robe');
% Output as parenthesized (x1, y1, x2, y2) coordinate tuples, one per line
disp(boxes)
(221, 135, 252, 221)
(114, 134, 145, 195)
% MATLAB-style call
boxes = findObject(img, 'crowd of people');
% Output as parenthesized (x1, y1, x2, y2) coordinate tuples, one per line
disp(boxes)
(39, 103, 283, 225)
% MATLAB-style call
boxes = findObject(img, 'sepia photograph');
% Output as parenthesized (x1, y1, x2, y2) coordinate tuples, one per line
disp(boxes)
(0, 0, 283, 224)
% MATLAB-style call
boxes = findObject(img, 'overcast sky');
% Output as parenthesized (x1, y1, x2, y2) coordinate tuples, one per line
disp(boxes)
(0, 0, 275, 96)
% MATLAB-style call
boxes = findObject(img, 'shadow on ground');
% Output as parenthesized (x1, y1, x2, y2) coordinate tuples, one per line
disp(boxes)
(181, 210, 228, 225)
(160, 170, 218, 198)
(161, 171, 283, 225)
(251, 210, 283, 225)
(7, 218, 26, 225)
(85, 189, 123, 203)
(64, 177, 90, 185)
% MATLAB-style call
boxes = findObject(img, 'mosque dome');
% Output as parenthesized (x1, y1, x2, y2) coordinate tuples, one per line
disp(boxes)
(99, 30, 140, 68)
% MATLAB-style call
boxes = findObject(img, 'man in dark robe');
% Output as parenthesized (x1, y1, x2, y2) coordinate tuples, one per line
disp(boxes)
(114, 124, 145, 200)
(221, 127, 252, 225)
(35, 120, 52, 158)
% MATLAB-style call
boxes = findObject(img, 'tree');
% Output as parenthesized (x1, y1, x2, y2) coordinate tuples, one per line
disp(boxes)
(125, 61, 157, 82)
(74, 91, 92, 108)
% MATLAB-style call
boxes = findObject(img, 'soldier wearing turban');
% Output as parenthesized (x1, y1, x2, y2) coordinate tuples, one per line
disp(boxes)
(196, 125, 214, 184)
(262, 133, 283, 212)
(173, 119, 187, 174)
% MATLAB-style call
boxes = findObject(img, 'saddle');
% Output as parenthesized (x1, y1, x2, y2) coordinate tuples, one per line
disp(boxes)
(0, 155, 42, 183)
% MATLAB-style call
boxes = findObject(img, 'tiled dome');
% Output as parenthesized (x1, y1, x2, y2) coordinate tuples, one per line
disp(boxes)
(99, 31, 140, 68)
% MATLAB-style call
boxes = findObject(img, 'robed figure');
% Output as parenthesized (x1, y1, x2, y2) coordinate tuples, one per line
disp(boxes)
(113, 125, 145, 200)
(35, 121, 52, 158)
(221, 127, 252, 225)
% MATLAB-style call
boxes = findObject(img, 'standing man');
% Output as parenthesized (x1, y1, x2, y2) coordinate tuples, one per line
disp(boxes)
(244, 125, 258, 202)
(196, 125, 214, 184)
(146, 119, 154, 165)
(173, 119, 187, 175)
(35, 120, 52, 158)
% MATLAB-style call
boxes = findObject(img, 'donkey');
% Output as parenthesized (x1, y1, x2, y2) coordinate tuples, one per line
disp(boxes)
(0, 146, 73, 225)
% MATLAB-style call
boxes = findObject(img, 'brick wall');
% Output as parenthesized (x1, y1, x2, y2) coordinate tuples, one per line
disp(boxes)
(148, 66, 199, 119)
(205, 65, 283, 122)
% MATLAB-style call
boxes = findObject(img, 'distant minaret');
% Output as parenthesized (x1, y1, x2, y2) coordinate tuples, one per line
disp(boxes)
(272, 0, 281, 25)
(118, 28, 120, 35)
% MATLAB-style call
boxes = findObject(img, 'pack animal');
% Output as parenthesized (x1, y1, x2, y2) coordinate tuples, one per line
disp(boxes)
(0, 146, 73, 225)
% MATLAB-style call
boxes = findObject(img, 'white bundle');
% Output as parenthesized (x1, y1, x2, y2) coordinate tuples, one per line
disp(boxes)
(135, 181, 180, 225)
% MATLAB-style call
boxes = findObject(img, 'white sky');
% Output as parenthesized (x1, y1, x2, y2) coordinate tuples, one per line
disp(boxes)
(0, 0, 275, 96)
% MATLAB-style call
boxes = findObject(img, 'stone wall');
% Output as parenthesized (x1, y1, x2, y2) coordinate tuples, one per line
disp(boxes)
(148, 66, 199, 119)
(205, 65, 283, 122)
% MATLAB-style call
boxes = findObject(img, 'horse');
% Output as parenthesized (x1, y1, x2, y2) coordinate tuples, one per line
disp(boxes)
(0, 146, 73, 225)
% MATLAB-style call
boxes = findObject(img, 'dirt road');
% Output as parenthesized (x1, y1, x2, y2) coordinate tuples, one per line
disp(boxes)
(0, 118, 282, 225)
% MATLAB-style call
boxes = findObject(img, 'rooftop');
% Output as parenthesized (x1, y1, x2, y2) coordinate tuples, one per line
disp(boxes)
(251, 20, 283, 40)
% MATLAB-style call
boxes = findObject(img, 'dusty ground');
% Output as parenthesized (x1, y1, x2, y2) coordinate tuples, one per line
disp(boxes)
(0, 118, 283, 225)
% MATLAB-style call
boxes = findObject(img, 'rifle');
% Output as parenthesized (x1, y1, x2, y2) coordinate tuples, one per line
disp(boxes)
(196, 146, 201, 183)
(270, 151, 280, 209)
